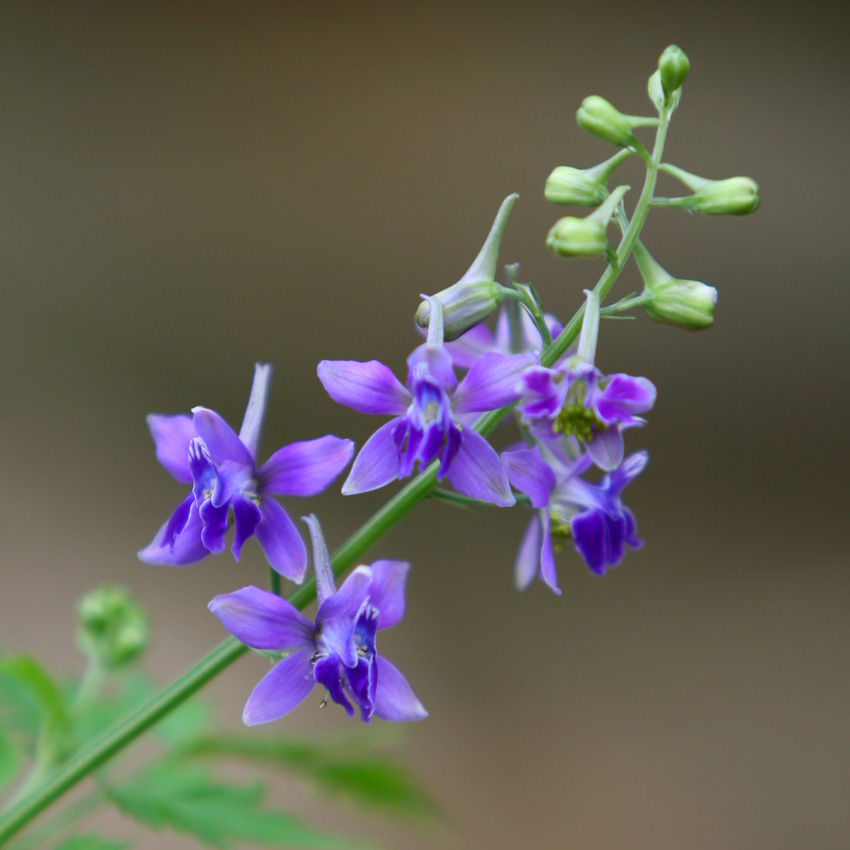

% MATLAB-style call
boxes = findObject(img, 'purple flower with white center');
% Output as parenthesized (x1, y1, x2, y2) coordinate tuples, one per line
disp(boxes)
(502, 440, 648, 592)
(518, 290, 656, 471)
(208, 514, 427, 725)
(139, 364, 354, 584)
(318, 298, 536, 506)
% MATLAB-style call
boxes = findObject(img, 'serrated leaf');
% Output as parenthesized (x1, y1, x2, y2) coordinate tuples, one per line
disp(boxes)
(182, 734, 437, 820)
(53, 835, 131, 850)
(105, 763, 364, 849)
(0, 727, 22, 790)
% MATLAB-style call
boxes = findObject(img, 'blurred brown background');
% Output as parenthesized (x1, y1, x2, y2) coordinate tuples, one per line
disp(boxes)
(1, 2, 848, 848)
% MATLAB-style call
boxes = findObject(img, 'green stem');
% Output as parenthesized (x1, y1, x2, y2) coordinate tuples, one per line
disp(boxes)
(268, 566, 281, 597)
(0, 103, 672, 850)
(6, 790, 103, 850)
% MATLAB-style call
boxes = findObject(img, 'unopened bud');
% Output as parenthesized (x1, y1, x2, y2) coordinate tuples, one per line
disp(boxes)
(544, 151, 631, 207)
(76, 585, 149, 669)
(576, 96, 635, 147)
(658, 164, 760, 215)
(633, 240, 716, 329)
(658, 45, 690, 96)
(546, 217, 607, 258)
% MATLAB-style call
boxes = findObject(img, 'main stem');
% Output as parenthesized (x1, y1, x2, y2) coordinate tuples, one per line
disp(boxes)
(0, 113, 669, 847)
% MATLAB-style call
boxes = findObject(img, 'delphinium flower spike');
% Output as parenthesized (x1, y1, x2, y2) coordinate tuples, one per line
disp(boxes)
(208, 514, 427, 724)
(318, 296, 536, 505)
(139, 364, 354, 583)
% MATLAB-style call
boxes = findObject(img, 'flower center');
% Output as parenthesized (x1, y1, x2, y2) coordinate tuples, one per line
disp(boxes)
(552, 381, 605, 443)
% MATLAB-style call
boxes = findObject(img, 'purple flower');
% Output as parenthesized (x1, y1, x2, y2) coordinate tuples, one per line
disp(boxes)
(208, 515, 427, 725)
(502, 441, 648, 591)
(139, 364, 354, 584)
(318, 330, 536, 506)
(518, 291, 655, 471)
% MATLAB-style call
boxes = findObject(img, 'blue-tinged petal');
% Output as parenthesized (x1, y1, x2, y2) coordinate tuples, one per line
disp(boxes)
(199, 498, 229, 554)
(259, 436, 354, 497)
(231, 497, 262, 560)
(585, 426, 624, 472)
(502, 447, 556, 509)
(208, 586, 315, 650)
(366, 560, 410, 630)
(243, 649, 315, 726)
(445, 322, 497, 369)
(192, 407, 255, 468)
(313, 655, 353, 716)
(237, 363, 272, 460)
(318, 614, 358, 669)
(255, 497, 307, 583)
(161, 492, 194, 548)
(518, 366, 565, 420)
(445, 429, 515, 507)
(317, 360, 410, 415)
(138, 497, 210, 566)
(451, 352, 537, 413)
(147, 414, 198, 484)
(317, 566, 372, 625)
(188, 438, 217, 505)
(344, 656, 376, 722)
(303, 514, 336, 607)
(342, 419, 403, 495)
(608, 450, 649, 495)
(538, 511, 561, 594)
(594, 374, 656, 423)
(623, 508, 643, 549)
(372, 657, 428, 722)
(514, 515, 541, 591)
(406, 343, 457, 394)
(571, 509, 607, 575)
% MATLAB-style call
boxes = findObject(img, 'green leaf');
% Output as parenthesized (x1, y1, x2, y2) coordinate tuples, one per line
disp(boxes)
(0, 727, 22, 790)
(104, 762, 364, 849)
(53, 835, 131, 850)
(181, 734, 437, 820)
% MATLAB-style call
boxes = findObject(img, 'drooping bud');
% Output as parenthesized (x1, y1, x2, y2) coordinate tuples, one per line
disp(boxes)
(576, 96, 635, 147)
(544, 150, 632, 207)
(546, 185, 629, 258)
(76, 585, 150, 669)
(416, 194, 516, 340)
(658, 45, 690, 97)
(633, 240, 717, 329)
(658, 164, 760, 215)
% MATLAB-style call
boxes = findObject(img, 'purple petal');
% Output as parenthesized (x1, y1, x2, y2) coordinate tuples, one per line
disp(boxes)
(344, 655, 377, 722)
(623, 508, 643, 549)
(259, 436, 354, 496)
(208, 586, 315, 650)
(406, 344, 457, 393)
(303, 514, 336, 607)
(514, 515, 541, 590)
(445, 429, 514, 507)
(571, 509, 607, 575)
(317, 566, 372, 625)
(451, 352, 537, 413)
(372, 657, 428, 722)
(342, 419, 402, 495)
(518, 366, 565, 420)
(138, 497, 210, 566)
(147, 414, 198, 484)
(608, 450, 649, 495)
(318, 614, 358, 668)
(255, 497, 307, 583)
(199, 498, 229, 554)
(242, 649, 315, 726)
(445, 323, 497, 369)
(237, 363, 272, 459)
(502, 447, 556, 508)
(585, 426, 624, 472)
(365, 560, 410, 630)
(192, 407, 255, 468)
(538, 511, 561, 594)
(317, 360, 410, 415)
(594, 374, 656, 423)
(313, 655, 353, 717)
(231, 498, 262, 560)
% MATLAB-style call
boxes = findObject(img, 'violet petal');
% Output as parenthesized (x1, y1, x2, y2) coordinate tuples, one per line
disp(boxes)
(138, 498, 210, 566)
(242, 649, 315, 726)
(231, 497, 263, 561)
(317, 566, 372, 625)
(451, 352, 537, 413)
(313, 655, 354, 717)
(147, 414, 198, 484)
(259, 435, 354, 497)
(502, 447, 556, 509)
(538, 511, 561, 594)
(585, 426, 625, 472)
(372, 657, 428, 722)
(445, 429, 515, 507)
(319, 614, 358, 669)
(237, 363, 272, 460)
(342, 419, 402, 495)
(365, 560, 410, 630)
(192, 407, 255, 468)
(514, 515, 541, 591)
(317, 360, 410, 415)
(255, 497, 307, 583)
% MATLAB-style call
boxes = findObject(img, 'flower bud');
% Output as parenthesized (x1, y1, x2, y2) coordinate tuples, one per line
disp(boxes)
(544, 150, 631, 207)
(658, 45, 690, 96)
(546, 216, 607, 257)
(658, 164, 760, 215)
(633, 240, 716, 329)
(576, 96, 634, 147)
(417, 194, 516, 341)
(76, 585, 149, 669)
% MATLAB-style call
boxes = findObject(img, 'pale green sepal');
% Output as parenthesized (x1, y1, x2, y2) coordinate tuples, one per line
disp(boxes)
(544, 151, 631, 207)
(587, 185, 629, 226)
(648, 70, 681, 115)
(416, 194, 516, 340)
(633, 240, 717, 329)
(576, 288, 601, 362)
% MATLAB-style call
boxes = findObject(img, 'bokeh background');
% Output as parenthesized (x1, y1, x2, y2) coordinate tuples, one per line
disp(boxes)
(2, 2, 848, 848)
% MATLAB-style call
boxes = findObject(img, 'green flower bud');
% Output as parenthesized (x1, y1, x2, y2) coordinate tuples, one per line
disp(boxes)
(658, 45, 690, 96)
(576, 96, 635, 147)
(658, 164, 760, 215)
(544, 151, 631, 207)
(546, 217, 607, 257)
(76, 585, 149, 670)
(417, 194, 516, 341)
(633, 240, 716, 329)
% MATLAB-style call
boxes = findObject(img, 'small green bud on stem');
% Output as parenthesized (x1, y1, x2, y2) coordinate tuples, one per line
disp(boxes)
(546, 185, 629, 259)
(76, 585, 150, 670)
(657, 164, 760, 215)
(658, 45, 690, 97)
(544, 150, 632, 207)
